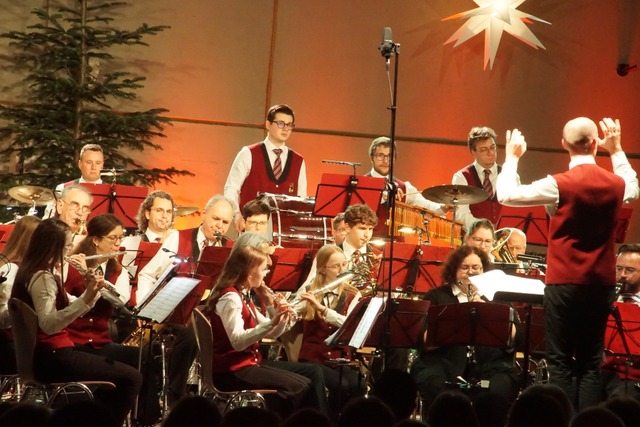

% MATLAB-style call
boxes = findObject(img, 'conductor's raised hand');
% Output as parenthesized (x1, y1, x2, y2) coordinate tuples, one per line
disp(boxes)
(598, 118, 622, 154)
(505, 129, 527, 162)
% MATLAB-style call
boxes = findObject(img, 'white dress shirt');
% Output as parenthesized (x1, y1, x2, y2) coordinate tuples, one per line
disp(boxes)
(368, 169, 446, 215)
(224, 136, 308, 208)
(0, 262, 18, 329)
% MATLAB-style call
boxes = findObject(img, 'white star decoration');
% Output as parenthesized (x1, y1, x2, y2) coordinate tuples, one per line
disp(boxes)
(442, 0, 551, 69)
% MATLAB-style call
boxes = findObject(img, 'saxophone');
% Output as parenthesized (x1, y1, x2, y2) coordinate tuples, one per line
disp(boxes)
(74, 218, 88, 237)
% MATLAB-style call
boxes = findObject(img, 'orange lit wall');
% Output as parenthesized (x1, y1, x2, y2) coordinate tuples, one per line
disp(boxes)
(2, 1, 639, 241)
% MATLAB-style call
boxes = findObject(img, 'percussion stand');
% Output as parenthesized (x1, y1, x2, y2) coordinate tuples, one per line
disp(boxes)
(379, 27, 401, 373)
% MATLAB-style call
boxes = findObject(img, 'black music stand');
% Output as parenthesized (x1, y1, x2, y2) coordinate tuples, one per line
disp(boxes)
(425, 302, 515, 350)
(267, 247, 316, 292)
(313, 173, 385, 217)
(331, 297, 431, 349)
(496, 206, 549, 246)
(376, 243, 453, 294)
(82, 183, 148, 228)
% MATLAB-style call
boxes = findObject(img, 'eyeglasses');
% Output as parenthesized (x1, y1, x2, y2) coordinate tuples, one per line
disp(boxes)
(61, 200, 92, 215)
(246, 220, 268, 227)
(470, 236, 494, 246)
(373, 153, 391, 161)
(617, 266, 638, 275)
(459, 264, 483, 273)
(271, 120, 295, 130)
(475, 144, 497, 154)
(102, 235, 125, 243)
(326, 262, 348, 270)
(151, 208, 173, 216)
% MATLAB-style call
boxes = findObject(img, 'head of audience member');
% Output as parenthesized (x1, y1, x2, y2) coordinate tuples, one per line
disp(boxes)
(136, 190, 174, 236)
(221, 406, 280, 427)
(55, 184, 93, 233)
(616, 244, 640, 295)
(1, 216, 41, 264)
(568, 406, 624, 427)
(506, 391, 566, 427)
(602, 395, 640, 427)
(77, 143, 104, 182)
(371, 368, 419, 421)
(561, 117, 599, 157)
(72, 213, 125, 270)
(208, 244, 270, 305)
(201, 194, 236, 244)
(426, 391, 478, 427)
(281, 408, 331, 427)
(337, 396, 395, 427)
(265, 104, 295, 146)
(0, 402, 51, 427)
(343, 204, 378, 251)
(473, 392, 510, 427)
(241, 199, 271, 236)
(465, 219, 495, 255)
(369, 136, 397, 177)
(506, 228, 527, 260)
(162, 395, 221, 427)
(332, 212, 347, 245)
(441, 245, 493, 286)
(468, 127, 498, 169)
(48, 400, 115, 427)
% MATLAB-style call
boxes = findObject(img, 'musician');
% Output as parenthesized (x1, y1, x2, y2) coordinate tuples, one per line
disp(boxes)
(0, 216, 41, 374)
(506, 228, 527, 260)
(410, 245, 520, 416)
(205, 244, 310, 416)
(136, 194, 235, 408)
(10, 219, 141, 426)
(615, 244, 640, 302)
(366, 137, 449, 237)
(332, 212, 347, 245)
(240, 198, 271, 239)
(63, 213, 162, 424)
(55, 184, 93, 235)
(136, 190, 176, 243)
(496, 118, 639, 409)
(224, 104, 307, 231)
(465, 218, 495, 257)
(295, 244, 366, 413)
(452, 127, 520, 231)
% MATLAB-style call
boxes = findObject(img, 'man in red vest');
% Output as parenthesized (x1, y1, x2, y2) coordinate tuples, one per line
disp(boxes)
(224, 104, 307, 231)
(497, 117, 639, 409)
(453, 127, 520, 231)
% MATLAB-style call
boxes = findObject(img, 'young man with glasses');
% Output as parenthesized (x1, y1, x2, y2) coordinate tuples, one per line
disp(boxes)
(224, 104, 307, 232)
(55, 184, 93, 236)
(452, 127, 520, 231)
(366, 136, 449, 238)
(240, 198, 271, 240)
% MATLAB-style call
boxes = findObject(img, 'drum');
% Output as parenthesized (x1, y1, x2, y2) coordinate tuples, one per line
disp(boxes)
(264, 194, 331, 248)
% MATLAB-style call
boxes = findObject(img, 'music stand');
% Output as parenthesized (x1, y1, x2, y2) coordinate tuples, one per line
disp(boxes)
(267, 247, 316, 292)
(376, 243, 453, 294)
(425, 302, 515, 349)
(313, 173, 385, 217)
(497, 206, 549, 246)
(196, 246, 232, 283)
(331, 297, 431, 349)
(82, 183, 148, 228)
(605, 302, 640, 391)
(166, 274, 213, 327)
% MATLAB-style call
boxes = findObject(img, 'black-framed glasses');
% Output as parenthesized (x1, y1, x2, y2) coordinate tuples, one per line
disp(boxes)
(271, 120, 295, 130)
(373, 153, 392, 161)
(475, 144, 497, 154)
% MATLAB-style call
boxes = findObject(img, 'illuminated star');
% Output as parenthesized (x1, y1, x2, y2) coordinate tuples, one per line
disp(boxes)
(442, 0, 551, 69)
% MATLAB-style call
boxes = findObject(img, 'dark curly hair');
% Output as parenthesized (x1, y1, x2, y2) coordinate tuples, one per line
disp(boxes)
(441, 245, 492, 285)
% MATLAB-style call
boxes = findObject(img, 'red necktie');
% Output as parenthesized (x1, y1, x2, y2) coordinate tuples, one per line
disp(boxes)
(483, 169, 494, 199)
(273, 149, 283, 179)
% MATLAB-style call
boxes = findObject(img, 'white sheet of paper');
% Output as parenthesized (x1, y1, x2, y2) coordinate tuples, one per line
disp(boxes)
(136, 276, 200, 323)
(469, 270, 545, 301)
(349, 296, 386, 348)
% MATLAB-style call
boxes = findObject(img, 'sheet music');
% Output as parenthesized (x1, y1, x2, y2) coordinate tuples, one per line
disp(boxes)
(121, 235, 142, 277)
(136, 276, 201, 323)
(470, 270, 545, 301)
(349, 297, 386, 348)
(136, 262, 177, 309)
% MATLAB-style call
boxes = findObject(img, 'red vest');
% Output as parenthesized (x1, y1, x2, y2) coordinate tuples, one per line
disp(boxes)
(64, 265, 121, 348)
(239, 143, 304, 208)
(209, 287, 262, 374)
(175, 228, 232, 274)
(460, 164, 502, 225)
(546, 164, 625, 285)
(298, 291, 356, 364)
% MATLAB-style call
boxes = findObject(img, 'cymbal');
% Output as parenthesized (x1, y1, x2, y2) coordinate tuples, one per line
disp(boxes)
(421, 184, 488, 205)
(8, 185, 55, 206)
(174, 206, 199, 216)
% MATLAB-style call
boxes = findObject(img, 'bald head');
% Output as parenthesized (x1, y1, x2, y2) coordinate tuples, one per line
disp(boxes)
(562, 117, 598, 155)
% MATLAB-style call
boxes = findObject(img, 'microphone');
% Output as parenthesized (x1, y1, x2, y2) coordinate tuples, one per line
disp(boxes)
(161, 247, 191, 263)
(517, 253, 547, 263)
(379, 27, 394, 69)
(322, 160, 362, 167)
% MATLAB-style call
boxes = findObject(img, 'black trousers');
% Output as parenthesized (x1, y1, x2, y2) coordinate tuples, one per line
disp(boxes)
(35, 346, 142, 426)
(544, 284, 615, 410)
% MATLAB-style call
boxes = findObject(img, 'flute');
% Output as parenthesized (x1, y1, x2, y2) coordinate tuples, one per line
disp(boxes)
(288, 273, 354, 308)
(82, 251, 127, 260)
(64, 256, 125, 306)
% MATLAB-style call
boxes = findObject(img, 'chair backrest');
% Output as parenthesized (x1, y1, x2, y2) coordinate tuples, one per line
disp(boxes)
(8, 298, 38, 382)
(191, 307, 218, 393)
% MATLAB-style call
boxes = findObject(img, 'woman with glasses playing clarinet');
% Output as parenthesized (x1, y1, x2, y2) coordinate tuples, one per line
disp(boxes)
(10, 219, 141, 426)
(64, 213, 162, 426)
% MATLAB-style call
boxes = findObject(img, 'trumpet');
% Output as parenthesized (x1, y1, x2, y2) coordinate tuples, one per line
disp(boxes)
(64, 256, 129, 311)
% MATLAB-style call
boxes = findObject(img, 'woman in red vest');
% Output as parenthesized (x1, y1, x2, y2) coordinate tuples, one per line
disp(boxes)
(10, 219, 141, 426)
(296, 244, 365, 412)
(205, 244, 309, 416)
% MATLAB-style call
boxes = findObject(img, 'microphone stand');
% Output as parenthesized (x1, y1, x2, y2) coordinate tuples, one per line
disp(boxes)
(380, 30, 401, 372)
